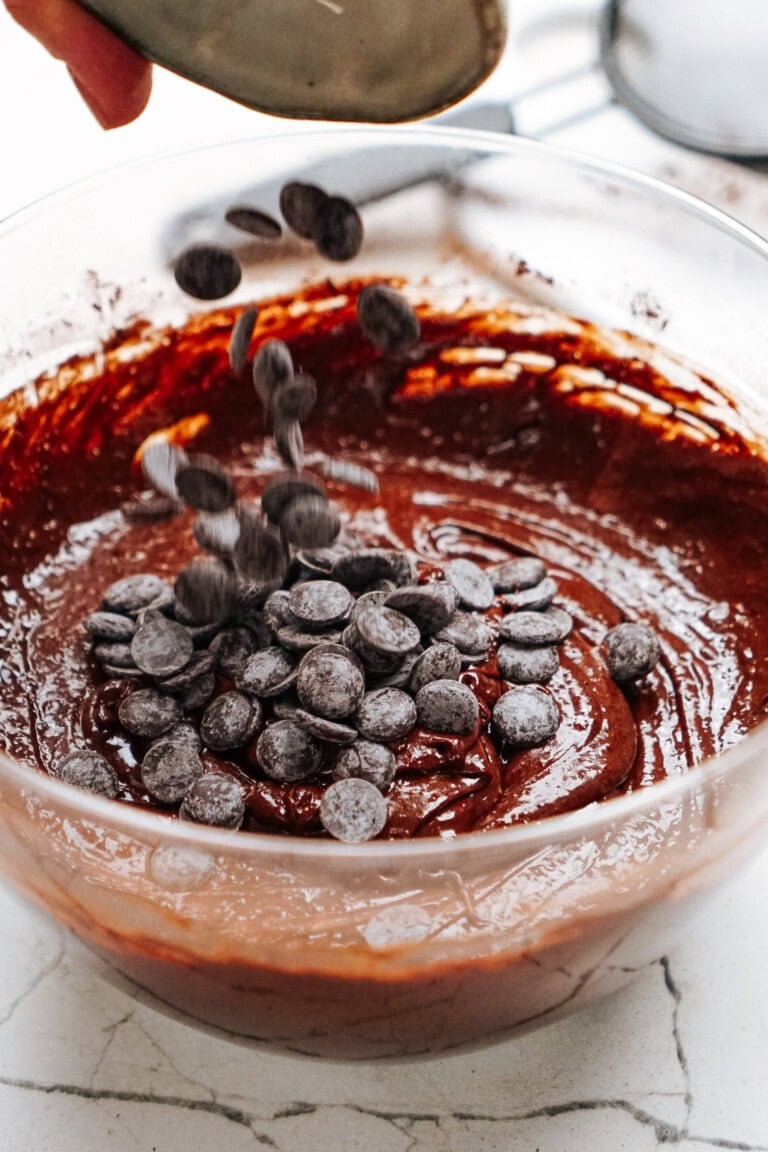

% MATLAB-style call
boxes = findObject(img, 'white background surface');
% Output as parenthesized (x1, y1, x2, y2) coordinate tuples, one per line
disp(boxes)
(1, 1, 767, 1148)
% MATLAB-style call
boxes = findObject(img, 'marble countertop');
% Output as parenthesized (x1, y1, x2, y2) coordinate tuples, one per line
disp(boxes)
(1, 1, 767, 1148)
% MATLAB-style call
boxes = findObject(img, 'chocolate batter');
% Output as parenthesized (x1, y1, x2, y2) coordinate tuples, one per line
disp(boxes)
(2, 279, 767, 839)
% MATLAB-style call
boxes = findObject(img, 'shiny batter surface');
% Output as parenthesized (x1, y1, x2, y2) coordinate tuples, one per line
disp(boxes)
(2, 280, 767, 837)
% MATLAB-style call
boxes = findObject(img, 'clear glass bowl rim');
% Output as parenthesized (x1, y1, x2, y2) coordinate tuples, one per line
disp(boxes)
(2, 124, 767, 861)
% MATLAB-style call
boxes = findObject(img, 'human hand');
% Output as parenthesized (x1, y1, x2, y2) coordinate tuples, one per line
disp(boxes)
(5, 0, 151, 128)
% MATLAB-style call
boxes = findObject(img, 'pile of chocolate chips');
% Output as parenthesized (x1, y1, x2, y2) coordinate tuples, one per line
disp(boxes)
(55, 180, 662, 841)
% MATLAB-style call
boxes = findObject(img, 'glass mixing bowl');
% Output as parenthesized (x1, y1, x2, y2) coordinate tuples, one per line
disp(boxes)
(0, 128, 766, 1059)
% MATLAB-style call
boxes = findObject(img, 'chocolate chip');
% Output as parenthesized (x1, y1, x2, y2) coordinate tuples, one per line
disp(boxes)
(499, 607, 573, 646)
(279, 181, 328, 239)
(294, 709, 358, 744)
(253, 339, 293, 408)
(261, 471, 326, 524)
(408, 642, 462, 695)
(201, 691, 262, 751)
(271, 373, 317, 425)
(368, 648, 423, 690)
(357, 284, 420, 355)
(85, 612, 137, 643)
(320, 778, 388, 842)
(234, 506, 288, 584)
(444, 559, 495, 611)
(350, 590, 388, 624)
(320, 458, 379, 493)
(237, 646, 296, 697)
(314, 196, 363, 262)
(229, 307, 258, 375)
(355, 688, 417, 742)
(180, 672, 216, 711)
(93, 641, 136, 668)
(100, 663, 142, 681)
(288, 580, 353, 629)
(415, 680, 479, 735)
(156, 649, 216, 694)
(141, 739, 204, 803)
(502, 576, 558, 612)
(356, 605, 421, 657)
(434, 612, 493, 657)
(121, 494, 182, 523)
(131, 609, 194, 678)
(175, 454, 236, 514)
(153, 721, 201, 754)
(384, 584, 458, 634)
(56, 750, 119, 798)
(342, 621, 404, 675)
(331, 548, 413, 590)
(179, 772, 246, 828)
(293, 548, 340, 579)
(605, 622, 660, 683)
(273, 691, 301, 720)
(225, 205, 282, 240)
(102, 574, 170, 616)
(141, 439, 188, 499)
(193, 508, 240, 557)
(332, 741, 397, 792)
(174, 244, 241, 300)
(274, 418, 305, 471)
(256, 719, 323, 781)
(174, 557, 239, 625)
(489, 557, 547, 593)
(119, 688, 183, 738)
(208, 627, 260, 679)
(276, 624, 345, 652)
(280, 493, 340, 550)
(297, 643, 365, 719)
(497, 643, 559, 685)
(492, 686, 560, 747)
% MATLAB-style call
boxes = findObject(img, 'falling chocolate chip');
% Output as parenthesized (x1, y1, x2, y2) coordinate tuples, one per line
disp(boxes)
(201, 691, 262, 751)
(408, 642, 462, 695)
(253, 339, 293, 408)
(280, 493, 340, 550)
(131, 610, 194, 678)
(355, 687, 417, 742)
(274, 418, 305, 471)
(225, 205, 282, 240)
(502, 576, 558, 612)
(497, 643, 559, 685)
(271, 373, 317, 425)
(175, 454, 236, 514)
(193, 508, 240, 557)
(279, 181, 328, 239)
(320, 458, 380, 494)
(141, 440, 188, 499)
(296, 643, 365, 719)
(357, 283, 420, 355)
(56, 750, 119, 798)
(489, 557, 547, 593)
(121, 494, 182, 523)
(255, 719, 323, 781)
(237, 645, 297, 697)
(493, 686, 560, 747)
(384, 584, 457, 635)
(234, 506, 288, 584)
(415, 680, 479, 736)
(499, 608, 573, 646)
(141, 739, 204, 804)
(320, 777, 388, 842)
(261, 471, 327, 524)
(180, 772, 246, 828)
(174, 244, 242, 300)
(119, 687, 183, 738)
(314, 196, 363, 262)
(102, 574, 171, 616)
(288, 580, 353, 629)
(174, 557, 239, 625)
(229, 308, 258, 375)
(294, 709, 358, 744)
(332, 740, 397, 792)
(605, 622, 661, 683)
(85, 612, 137, 643)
